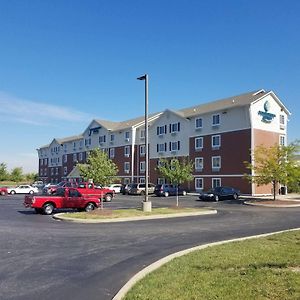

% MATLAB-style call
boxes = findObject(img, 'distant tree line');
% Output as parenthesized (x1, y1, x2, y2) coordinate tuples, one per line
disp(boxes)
(0, 163, 38, 183)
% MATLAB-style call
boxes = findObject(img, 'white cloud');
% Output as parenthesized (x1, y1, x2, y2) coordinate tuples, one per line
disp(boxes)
(0, 91, 92, 126)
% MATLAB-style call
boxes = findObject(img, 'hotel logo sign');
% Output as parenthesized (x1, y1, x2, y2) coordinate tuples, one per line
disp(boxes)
(258, 100, 276, 123)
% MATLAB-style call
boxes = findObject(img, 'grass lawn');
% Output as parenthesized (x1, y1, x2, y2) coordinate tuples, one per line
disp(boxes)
(124, 230, 300, 300)
(61, 207, 211, 219)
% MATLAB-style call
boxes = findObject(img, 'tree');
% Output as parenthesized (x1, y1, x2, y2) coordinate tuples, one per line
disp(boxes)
(0, 163, 9, 181)
(244, 142, 300, 200)
(157, 158, 194, 206)
(77, 148, 119, 186)
(10, 167, 23, 183)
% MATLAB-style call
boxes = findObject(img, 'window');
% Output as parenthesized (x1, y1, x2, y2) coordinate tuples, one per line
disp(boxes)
(110, 134, 115, 142)
(140, 161, 145, 172)
(79, 152, 83, 161)
(73, 153, 77, 162)
(63, 144, 67, 151)
(140, 129, 145, 139)
(169, 141, 180, 152)
(85, 138, 91, 147)
(63, 154, 67, 163)
(99, 135, 106, 144)
(157, 143, 167, 153)
(64, 167, 68, 175)
(125, 131, 130, 140)
(157, 125, 167, 135)
(195, 157, 204, 171)
(280, 135, 286, 146)
(157, 178, 165, 184)
(212, 114, 220, 126)
(195, 118, 202, 129)
(79, 140, 83, 148)
(73, 142, 76, 149)
(170, 122, 180, 133)
(280, 115, 285, 125)
(212, 156, 221, 170)
(195, 137, 203, 150)
(195, 178, 204, 190)
(139, 177, 145, 183)
(109, 148, 115, 158)
(55, 168, 58, 175)
(124, 162, 130, 173)
(212, 178, 221, 188)
(140, 145, 146, 156)
(124, 146, 130, 157)
(212, 135, 221, 148)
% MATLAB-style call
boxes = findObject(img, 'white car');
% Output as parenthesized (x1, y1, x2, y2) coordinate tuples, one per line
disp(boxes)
(7, 185, 39, 195)
(105, 184, 123, 193)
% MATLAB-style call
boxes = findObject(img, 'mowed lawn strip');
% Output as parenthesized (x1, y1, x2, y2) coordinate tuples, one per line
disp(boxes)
(61, 207, 211, 219)
(124, 230, 300, 300)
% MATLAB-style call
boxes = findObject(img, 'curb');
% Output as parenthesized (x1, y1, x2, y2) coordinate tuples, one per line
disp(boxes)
(52, 209, 217, 223)
(244, 201, 300, 208)
(112, 228, 300, 300)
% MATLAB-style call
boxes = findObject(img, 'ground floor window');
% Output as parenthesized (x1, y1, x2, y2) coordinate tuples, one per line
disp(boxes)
(157, 177, 165, 184)
(212, 178, 221, 188)
(195, 178, 204, 191)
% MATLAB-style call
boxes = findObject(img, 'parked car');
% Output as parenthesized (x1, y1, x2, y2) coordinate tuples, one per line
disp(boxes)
(120, 183, 135, 195)
(105, 184, 123, 194)
(154, 184, 187, 197)
(32, 181, 45, 189)
(0, 187, 8, 196)
(199, 186, 240, 202)
(43, 181, 77, 195)
(129, 183, 156, 195)
(7, 185, 39, 195)
(77, 182, 114, 202)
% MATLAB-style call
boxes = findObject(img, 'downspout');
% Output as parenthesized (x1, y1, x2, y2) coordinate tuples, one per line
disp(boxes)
(131, 127, 136, 183)
(249, 104, 255, 195)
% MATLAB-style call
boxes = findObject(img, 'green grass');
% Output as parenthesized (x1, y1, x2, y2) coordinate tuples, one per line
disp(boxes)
(0, 181, 30, 187)
(61, 207, 210, 219)
(124, 230, 300, 300)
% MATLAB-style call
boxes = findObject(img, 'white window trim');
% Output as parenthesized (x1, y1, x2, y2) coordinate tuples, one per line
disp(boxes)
(140, 161, 145, 173)
(212, 114, 220, 127)
(212, 178, 221, 188)
(212, 156, 221, 170)
(124, 162, 130, 173)
(195, 117, 203, 129)
(195, 137, 203, 150)
(195, 157, 204, 171)
(212, 135, 221, 149)
(195, 178, 204, 191)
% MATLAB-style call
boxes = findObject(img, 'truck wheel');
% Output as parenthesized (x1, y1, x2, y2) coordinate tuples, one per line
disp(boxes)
(104, 193, 113, 202)
(0, 191, 5, 196)
(29, 190, 34, 195)
(10, 190, 16, 195)
(34, 208, 43, 214)
(43, 203, 54, 215)
(85, 203, 95, 212)
(182, 191, 187, 196)
(164, 191, 169, 197)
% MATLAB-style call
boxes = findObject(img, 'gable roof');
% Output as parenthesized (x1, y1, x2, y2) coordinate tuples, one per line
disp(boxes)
(178, 90, 269, 118)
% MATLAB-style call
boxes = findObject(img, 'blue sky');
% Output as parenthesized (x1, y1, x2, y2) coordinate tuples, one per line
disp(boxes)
(0, 0, 299, 173)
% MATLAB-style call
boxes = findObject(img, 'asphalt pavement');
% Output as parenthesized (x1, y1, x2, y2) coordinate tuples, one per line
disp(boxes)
(0, 193, 299, 300)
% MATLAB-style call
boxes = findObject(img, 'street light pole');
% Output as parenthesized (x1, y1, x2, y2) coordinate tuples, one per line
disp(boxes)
(137, 74, 151, 212)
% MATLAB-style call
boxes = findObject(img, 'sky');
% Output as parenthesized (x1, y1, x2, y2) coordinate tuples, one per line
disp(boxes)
(0, 0, 299, 173)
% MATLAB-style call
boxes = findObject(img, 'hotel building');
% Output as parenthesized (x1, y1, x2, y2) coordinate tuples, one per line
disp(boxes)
(37, 89, 290, 195)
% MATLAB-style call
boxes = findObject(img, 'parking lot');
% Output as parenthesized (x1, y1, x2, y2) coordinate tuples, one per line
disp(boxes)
(1, 193, 299, 300)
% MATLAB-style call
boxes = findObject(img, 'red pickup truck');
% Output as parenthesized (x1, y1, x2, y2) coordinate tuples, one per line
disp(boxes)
(24, 187, 101, 215)
(0, 187, 8, 196)
(77, 182, 115, 202)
